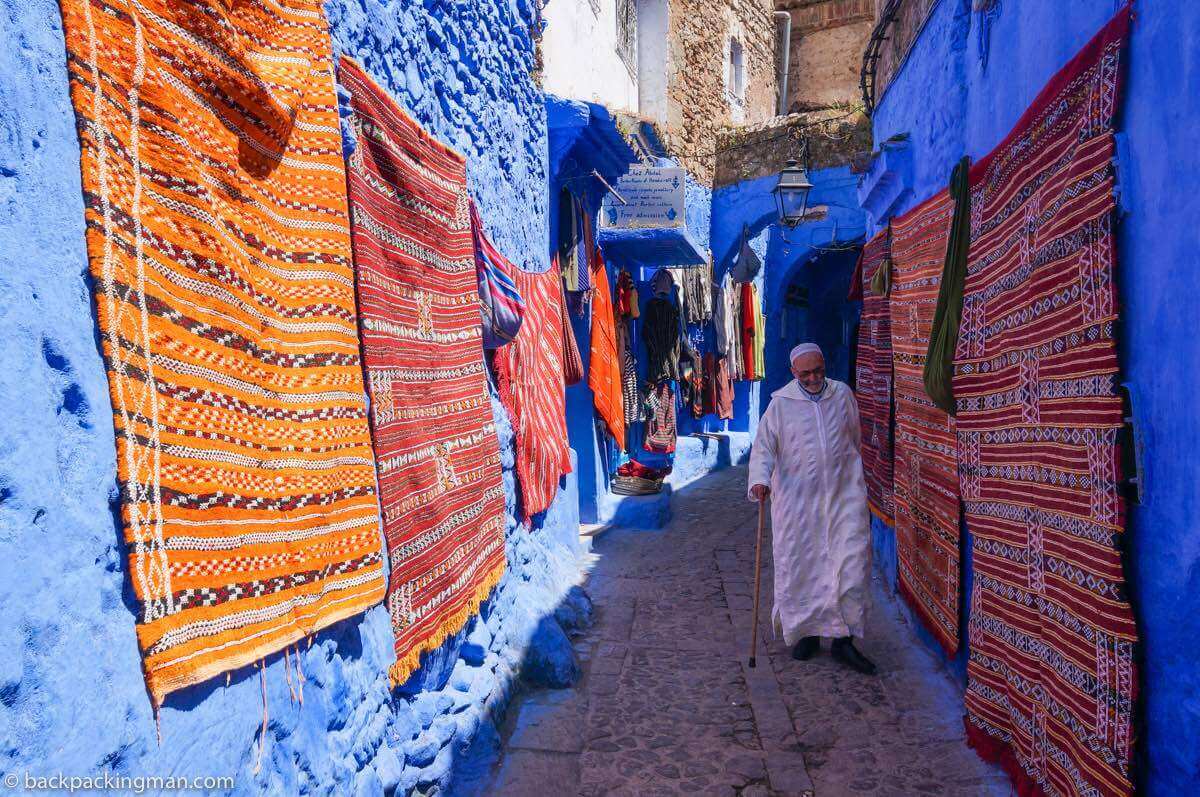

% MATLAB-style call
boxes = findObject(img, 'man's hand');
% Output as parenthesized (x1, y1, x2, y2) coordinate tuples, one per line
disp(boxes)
(750, 484, 770, 501)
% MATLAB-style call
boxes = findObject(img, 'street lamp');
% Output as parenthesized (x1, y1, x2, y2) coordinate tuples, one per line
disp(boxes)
(773, 148, 814, 228)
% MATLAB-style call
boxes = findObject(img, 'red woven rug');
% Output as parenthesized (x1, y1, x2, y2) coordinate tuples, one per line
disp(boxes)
(494, 264, 573, 521)
(854, 230, 895, 525)
(341, 59, 506, 686)
(890, 190, 962, 655)
(954, 9, 1137, 795)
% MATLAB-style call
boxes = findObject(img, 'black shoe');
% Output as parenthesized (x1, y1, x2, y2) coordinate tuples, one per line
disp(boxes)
(831, 637, 877, 675)
(791, 636, 820, 661)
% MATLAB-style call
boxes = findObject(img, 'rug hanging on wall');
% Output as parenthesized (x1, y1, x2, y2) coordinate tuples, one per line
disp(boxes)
(954, 9, 1137, 796)
(493, 264, 574, 521)
(588, 249, 626, 449)
(58, 0, 386, 704)
(339, 59, 507, 687)
(889, 190, 962, 655)
(854, 230, 896, 525)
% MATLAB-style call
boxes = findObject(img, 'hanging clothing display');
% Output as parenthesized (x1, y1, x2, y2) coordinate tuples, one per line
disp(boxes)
(617, 321, 643, 426)
(853, 231, 896, 525)
(642, 295, 682, 383)
(740, 281, 758, 381)
(752, 288, 766, 381)
(956, 10, 1137, 796)
(679, 260, 713, 324)
(616, 268, 639, 319)
(924, 156, 972, 415)
(559, 281, 585, 386)
(493, 265, 574, 521)
(650, 266, 675, 297)
(558, 187, 583, 291)
(728, 283, 746, 381)
(712, 275, 733, 358)
(342, 60, 505, 686)
(730, 224, 763, 283)
(889, 189, 962, 656)
(588, 250, 625, 449)
(57, 0, 387, 704)
(747, 380, 871, 644)
(643, 382, 677, 454)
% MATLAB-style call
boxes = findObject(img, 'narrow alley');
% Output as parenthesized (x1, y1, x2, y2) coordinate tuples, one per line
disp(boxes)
(473, 466, 1009, 796)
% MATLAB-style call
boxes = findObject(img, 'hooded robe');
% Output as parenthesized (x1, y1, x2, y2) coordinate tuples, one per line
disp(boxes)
(748, 379, 871, 643)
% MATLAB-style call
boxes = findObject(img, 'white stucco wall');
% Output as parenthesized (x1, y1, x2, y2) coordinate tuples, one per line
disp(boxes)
(542, 0, 639, 112)
(637, 0, 670, 125)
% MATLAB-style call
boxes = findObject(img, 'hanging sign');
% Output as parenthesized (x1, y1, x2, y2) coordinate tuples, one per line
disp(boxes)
(601, 166, 686, 229)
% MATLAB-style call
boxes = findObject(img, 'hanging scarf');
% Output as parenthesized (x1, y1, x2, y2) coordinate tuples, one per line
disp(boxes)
(643, 382, 677, 454)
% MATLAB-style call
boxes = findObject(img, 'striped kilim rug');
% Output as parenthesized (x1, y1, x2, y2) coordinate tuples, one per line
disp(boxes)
(889, 190, 962, 655)
(493, 264, 573, 521)
(59, 0, 386, 704)
(955, 8, 1137, 795)
(340, 59, 506, 687)
(854, 230, 895, 525)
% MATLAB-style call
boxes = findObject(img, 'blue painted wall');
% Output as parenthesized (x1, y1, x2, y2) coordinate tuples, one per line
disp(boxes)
(0, 0, 586, 793)
(713, 166, 868, 420)
(867, 1, 1200, 792)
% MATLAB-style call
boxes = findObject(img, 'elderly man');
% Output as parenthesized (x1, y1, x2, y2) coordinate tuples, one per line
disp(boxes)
(748, 343, 876, 674)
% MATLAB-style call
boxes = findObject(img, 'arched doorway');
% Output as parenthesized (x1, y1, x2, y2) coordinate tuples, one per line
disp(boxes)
(763, 245, 863, 400)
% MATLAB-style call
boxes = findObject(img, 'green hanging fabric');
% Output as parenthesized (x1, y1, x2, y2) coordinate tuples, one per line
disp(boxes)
(869, 223, 893, 298)
(923, 156, 972, 415)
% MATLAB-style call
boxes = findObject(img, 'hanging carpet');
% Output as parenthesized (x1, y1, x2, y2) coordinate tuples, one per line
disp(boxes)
(58, 0, 386, 704)
(340, 59, 506, 687)
(854, 231, 896, 525)
(955, 9, 1137, 796)
(493, 264, 574, 521)
(889, 189, 962, 655)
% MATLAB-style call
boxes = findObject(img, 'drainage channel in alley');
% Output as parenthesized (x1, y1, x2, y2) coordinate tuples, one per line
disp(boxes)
(461, 465, 1011, 796)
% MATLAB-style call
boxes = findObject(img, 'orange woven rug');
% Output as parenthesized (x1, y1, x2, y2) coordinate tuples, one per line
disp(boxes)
(889, 190, 962, 655)
(59, 0, 386, 703)
(340, 58, 506, 686)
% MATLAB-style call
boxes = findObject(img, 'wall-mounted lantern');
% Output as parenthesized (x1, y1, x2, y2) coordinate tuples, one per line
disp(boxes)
(773, 143, 815, 227)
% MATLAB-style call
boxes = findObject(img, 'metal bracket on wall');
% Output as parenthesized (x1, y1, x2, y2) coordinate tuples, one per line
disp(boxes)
(860, 0, 906, 117)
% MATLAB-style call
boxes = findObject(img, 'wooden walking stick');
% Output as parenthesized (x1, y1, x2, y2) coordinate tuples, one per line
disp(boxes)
(748, 495, 766, 668)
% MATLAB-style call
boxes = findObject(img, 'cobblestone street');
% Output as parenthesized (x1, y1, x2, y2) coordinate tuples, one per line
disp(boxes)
(475, 465, 1009, 796)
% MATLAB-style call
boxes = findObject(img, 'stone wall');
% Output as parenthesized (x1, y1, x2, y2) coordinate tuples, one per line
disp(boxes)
(779, 0, 874, 110)
(0, 0, 586, 794)
(664, 0, 779, 182)
(713, 110, 872, 188)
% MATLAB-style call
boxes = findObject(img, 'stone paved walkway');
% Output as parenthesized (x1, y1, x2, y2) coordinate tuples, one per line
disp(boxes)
(474, 465, 1010, 796)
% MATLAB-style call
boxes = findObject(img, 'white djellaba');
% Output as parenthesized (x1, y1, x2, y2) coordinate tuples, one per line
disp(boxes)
(747, 358, 872, 645)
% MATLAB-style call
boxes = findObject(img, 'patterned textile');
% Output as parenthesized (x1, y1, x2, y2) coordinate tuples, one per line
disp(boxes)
(854, 231, 895, 525)
(889, 190, 962, 655)
(494, 265, 574, 520)
(588, 251, 625, 448)
(59, 0, 386, 704)
(955, 10, 1137, 795)
(643, 383, 677, 454)
(617, 321, 643, 425)
(340, 59, 505, 687)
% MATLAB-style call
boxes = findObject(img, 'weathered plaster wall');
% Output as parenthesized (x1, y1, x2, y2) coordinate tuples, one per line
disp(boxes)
(867, 1, 1200, 792)
(0, 0, 585, 794)
(542, 0, 640, 113)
